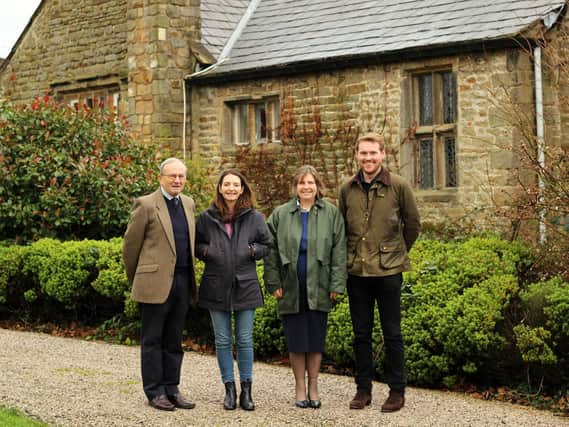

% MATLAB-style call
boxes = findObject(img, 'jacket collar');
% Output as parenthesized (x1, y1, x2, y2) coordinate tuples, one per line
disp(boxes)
(350, 167, 391, 187)
(287, 197, 325, 213)
(206, 203, 251, 221)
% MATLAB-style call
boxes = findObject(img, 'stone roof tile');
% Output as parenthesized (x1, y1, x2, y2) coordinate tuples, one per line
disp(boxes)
(205, 0, 565, 75)
(201, 0, 249, 58)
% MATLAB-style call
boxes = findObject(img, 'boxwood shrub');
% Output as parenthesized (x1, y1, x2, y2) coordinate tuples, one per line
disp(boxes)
(0, 235, 567, 394)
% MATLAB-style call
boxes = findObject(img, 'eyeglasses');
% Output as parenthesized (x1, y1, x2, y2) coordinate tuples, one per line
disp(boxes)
(162, 174, 186, 180)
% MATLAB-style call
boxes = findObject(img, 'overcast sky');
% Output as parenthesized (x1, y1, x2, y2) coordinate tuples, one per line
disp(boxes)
(0, 1, 42, 58)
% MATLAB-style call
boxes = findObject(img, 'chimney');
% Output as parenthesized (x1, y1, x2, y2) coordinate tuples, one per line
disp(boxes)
(126, 0, 200, 150)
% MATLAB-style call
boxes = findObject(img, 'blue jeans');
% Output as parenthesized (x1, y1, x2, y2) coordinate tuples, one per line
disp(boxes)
(209, 309, 255, 383)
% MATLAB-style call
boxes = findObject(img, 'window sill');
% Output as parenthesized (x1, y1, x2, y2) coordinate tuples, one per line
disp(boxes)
(416, 188, 458, 203)
(220, 140, 281, 154)
(415, 123, 456, 135)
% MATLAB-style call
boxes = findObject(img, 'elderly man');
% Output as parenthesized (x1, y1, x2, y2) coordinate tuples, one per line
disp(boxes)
(123, 157, 197, 411)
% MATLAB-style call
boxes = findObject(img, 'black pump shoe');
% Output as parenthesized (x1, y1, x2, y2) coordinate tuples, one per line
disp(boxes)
(295, 399, 310, 408)
(224, 381, 237, 410)
(240, 380, 255, 410)
(309, 399, 321, 409)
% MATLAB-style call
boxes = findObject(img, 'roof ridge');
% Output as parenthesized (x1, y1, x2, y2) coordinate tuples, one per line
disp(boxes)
(218, 0, 262, 62)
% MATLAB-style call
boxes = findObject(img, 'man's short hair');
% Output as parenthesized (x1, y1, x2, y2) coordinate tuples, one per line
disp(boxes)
(355, 132, 385, 152)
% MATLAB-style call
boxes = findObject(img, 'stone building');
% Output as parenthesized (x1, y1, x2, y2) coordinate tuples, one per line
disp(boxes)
(0, 0, 203, 150)
(1, 0, 568, 228)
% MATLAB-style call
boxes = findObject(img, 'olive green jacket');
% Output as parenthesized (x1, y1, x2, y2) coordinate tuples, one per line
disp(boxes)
(263, 198, 347, 315)
(338, 168, 420, 277)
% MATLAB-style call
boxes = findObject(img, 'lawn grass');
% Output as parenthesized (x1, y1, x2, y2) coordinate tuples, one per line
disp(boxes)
(0, 407, 48, 427)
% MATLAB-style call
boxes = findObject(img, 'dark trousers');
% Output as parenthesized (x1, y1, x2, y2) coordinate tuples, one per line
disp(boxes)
(140, 270, 190, 400)
(347, 273, 406, 393)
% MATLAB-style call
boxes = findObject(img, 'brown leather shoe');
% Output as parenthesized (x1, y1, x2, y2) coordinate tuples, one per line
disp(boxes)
(349, 389, 372, 409)
(381, 390, 405, 412)
(149, 394, 175, 411)
(168, 393, 196, 409)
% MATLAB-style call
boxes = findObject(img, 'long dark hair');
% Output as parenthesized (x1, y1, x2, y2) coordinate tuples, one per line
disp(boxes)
(214, 169, 254, 222)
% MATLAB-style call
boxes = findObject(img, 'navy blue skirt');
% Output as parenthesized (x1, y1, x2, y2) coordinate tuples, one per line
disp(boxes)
(282, 277, 328, 353)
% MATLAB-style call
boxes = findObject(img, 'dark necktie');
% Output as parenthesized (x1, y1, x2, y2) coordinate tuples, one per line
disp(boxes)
(173, 197, 179, 208)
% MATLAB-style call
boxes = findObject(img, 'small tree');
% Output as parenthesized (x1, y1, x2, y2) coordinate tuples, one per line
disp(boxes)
(0, 95, 158, 241)
(487, 24, 569, 280)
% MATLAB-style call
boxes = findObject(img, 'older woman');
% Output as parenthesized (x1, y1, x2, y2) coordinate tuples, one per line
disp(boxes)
(196, 169, 272, 411)
(264, 165, 347, 408)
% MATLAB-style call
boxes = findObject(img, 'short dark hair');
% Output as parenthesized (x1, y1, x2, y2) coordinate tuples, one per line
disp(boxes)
(355, 132, 385, 152)
(214, 169, 254, 222)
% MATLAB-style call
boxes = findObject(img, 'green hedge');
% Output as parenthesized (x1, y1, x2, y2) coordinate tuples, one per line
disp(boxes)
(400, 237, 533, 386)
(0, 236, 567, 393)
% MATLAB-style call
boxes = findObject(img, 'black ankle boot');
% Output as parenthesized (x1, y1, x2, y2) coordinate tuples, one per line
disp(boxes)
(224, 381, 237, 410)
(239, 380, 255, 410)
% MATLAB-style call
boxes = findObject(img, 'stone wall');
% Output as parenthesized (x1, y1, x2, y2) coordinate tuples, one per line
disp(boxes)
(542, 15, 569, 148)
(191, 47, 545, 229)
(126, 0, 200, 147)
(1, 0, 201, 150)
(0, 0, 128, 107)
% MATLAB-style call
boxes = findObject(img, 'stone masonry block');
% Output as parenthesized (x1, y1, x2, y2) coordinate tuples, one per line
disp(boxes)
(490, 150, 519, 169)
(135, 100, 154, 114)
(346, 83, 366, 96)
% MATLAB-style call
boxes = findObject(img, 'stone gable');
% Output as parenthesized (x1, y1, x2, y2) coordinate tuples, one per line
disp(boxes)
(1, 0, 128, 104)
(1, 0, 201, 148)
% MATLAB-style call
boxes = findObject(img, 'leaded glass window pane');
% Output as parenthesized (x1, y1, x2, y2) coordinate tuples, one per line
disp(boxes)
(419, 74, 433, 126)
(271, 99, 280, 141)
(237, 104, 248, 144)
(445, 137, 457, 187)
(255, 104, 267, 141)
(442, 72, 455, 124)
(419, 139, 434, 189)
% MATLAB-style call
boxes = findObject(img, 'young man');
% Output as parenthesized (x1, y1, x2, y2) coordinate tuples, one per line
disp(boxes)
(338, 133, 420, 412)
(123, 157, 197, 411)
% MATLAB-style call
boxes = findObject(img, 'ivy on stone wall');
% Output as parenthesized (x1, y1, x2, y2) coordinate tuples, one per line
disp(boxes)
(226, 85, 361, 214)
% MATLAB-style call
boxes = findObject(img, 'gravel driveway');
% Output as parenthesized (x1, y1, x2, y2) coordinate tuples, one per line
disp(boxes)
(0, 328, 567, 426)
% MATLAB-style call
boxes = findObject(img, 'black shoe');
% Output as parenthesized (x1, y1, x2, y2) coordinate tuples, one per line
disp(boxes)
(309, 399, 321, 409)
(224, 381, 237, 410)
(239, 380, 255, 411)
(295, 399, 309, 408)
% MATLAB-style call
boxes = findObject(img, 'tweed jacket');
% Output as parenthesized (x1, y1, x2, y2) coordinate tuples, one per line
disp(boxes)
(338, 168, 420, 277)
(122, 189, 196, 304)
(263, 197, 347, 315)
